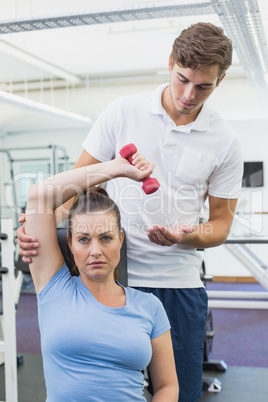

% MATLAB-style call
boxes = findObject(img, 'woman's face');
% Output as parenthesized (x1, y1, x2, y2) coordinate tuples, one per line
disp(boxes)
(67, 212, 123, 282)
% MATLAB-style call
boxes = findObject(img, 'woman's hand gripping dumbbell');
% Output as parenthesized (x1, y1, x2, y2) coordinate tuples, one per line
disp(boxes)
(119, 143, 160, 194)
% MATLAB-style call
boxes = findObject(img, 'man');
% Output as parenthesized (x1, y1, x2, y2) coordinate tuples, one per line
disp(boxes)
(18, 22, 243, 401)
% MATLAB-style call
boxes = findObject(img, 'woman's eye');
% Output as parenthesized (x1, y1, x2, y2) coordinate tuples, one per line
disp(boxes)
(102, 236, 112, 242)
(79, 237, 88, 243)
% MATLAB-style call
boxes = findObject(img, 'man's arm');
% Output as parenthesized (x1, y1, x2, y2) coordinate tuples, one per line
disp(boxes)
(147, 196, 237, 249)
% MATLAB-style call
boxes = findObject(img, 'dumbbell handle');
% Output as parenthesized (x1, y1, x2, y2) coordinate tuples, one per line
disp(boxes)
(119, 143, 160, 194)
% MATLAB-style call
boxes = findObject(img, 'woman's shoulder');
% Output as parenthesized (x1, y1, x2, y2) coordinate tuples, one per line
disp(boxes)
(37, 263, 75, 303)
(124, 287, 170, 335)
(125, 287, 162, 308)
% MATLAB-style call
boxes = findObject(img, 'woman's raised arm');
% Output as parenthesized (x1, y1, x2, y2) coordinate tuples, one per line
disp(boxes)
(25, 157, 154, 293)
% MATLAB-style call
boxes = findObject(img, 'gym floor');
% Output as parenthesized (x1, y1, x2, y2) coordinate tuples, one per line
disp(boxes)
(1, 354, 268, 401)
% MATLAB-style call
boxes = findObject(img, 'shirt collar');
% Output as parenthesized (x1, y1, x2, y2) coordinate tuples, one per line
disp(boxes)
(150, 83, 210, 133)
(150, 83, 169, 115)
(188, 103, 210, 132)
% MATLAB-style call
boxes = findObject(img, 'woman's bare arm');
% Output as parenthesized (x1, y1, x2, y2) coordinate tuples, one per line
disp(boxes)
(25, 158, 154, 293)
(149, 330, 179, 401)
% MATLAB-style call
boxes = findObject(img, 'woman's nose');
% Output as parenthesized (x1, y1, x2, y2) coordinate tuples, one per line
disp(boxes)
(90, 241, 102, 257)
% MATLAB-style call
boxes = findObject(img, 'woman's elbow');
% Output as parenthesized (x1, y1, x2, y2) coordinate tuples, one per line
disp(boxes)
(151, 383, 179, 401)
(26, 183, 39, 207)
(26, 182, 47, 214)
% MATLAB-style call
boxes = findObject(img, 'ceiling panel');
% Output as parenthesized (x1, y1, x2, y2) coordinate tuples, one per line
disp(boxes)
(0, 1, 267, 105)
(0, 0, 249, 83)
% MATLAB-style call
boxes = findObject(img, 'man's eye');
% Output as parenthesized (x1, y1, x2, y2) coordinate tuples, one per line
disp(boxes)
(198, 85, 213, 90)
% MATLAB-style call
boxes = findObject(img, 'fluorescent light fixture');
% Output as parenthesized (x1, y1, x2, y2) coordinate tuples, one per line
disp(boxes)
(0, 39, 81, 84)
(0, 3, 214, 35)
(0, 90, 91, 125)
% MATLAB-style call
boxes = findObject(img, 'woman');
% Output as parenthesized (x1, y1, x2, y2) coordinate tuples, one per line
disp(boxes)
(25, 155, 179, 401)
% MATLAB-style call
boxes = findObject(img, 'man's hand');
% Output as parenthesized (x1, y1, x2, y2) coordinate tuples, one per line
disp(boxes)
(17, 213, 39, 264)
(147, 223, 194, 246)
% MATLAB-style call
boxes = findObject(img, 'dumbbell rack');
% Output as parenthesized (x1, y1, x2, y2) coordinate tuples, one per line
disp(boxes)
(0, 219, 23, 402)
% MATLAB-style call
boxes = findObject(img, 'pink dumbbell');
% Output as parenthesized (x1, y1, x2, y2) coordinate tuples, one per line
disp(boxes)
(119, 143, 160, 194)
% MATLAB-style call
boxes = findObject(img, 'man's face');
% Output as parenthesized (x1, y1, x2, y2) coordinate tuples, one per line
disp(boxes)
(168, 61, 223, 121)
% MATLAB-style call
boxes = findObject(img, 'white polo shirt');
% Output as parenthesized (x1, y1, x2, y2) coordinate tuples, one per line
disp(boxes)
(82, 84, 243, 288)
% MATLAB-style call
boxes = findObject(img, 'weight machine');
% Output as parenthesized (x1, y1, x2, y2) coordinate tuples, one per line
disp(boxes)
(201, 236, 268, 393)
(207, 237, 268, 309)
(0, 219, 23, 402)
(0, 145, 69, 228)
(200, 256, 226, 394)
(0, 145, 69, 175)
(0, 145, 70, 401)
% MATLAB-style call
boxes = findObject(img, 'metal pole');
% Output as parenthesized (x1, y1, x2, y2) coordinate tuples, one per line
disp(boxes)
(50, 144, 57, 175)
(225, 243, 268, 290)
(207, 290, 268, 299)
(208, 299, 268, 309)
(0, 150, 19, 224)
(54, 145, 70, 170)
(0, 219, 18, 402)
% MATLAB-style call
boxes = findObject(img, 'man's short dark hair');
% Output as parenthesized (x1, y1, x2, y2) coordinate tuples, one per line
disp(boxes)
(170, 22, 233, 82)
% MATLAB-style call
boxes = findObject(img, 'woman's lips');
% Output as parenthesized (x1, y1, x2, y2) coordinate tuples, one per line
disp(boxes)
(89, 261, 106, 267)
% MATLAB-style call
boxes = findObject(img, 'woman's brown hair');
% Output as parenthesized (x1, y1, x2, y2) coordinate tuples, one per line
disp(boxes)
(67, 186, 121, 279)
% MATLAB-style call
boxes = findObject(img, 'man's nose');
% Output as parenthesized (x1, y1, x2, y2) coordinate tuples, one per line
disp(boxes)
(184, 83, 195, 101)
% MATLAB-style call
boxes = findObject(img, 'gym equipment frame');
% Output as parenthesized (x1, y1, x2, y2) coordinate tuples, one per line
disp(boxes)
(0, 145, 69, 227)
(0, 219, 23, 402)
(207, 237, 268, 309)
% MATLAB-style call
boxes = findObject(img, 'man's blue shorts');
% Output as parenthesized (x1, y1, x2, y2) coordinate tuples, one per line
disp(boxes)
(135, 287, 208, 402)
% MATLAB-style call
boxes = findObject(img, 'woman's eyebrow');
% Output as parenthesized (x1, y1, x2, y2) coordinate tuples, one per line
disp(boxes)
(99, 230, 114, 236)
(74, 229, 116, 237)
(75, 232, 90, 236)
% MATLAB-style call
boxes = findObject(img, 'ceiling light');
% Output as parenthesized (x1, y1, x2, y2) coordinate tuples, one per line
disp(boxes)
(0, 39, 81, 84)
(0, 2, 214, 34)
(0, 90, 91, 125)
